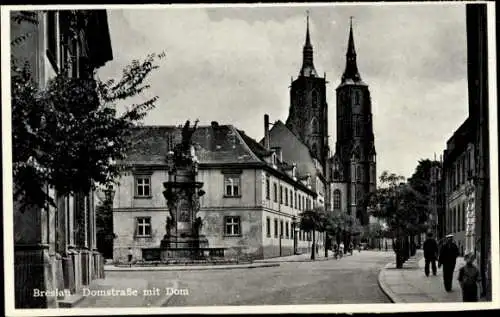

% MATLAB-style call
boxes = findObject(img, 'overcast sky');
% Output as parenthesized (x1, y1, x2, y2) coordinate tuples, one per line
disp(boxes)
(97, 3, 469, 180)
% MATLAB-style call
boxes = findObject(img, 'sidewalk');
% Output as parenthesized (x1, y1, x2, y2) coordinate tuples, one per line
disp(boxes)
(254, 249, 353, 263)
(104, 262, 280, 271)
(378, 250, 472, 303)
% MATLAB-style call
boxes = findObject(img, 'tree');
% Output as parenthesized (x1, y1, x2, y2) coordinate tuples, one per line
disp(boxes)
(408, 159, 442, 233)
(299, 207, 325, 260)
(368, 171, 428, 267)
(11, 11, 166, 212)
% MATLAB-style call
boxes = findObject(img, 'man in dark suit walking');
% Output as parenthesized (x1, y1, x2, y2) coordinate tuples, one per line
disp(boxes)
(423, 232, 439, 276)
(439, 234, 460, 292)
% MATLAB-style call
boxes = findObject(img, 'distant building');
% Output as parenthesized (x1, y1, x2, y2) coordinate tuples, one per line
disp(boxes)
(12, 10, 113, 308)
(442, 118, 473, 256)
(329, 20, 376, 225)
(113, 123, 319, 262)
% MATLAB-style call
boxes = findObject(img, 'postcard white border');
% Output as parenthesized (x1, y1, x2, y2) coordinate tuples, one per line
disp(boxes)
(2, 1, 498, 316)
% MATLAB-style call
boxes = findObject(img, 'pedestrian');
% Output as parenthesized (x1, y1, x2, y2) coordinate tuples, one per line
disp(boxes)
(423, 232, 439, 277)
(349, 242, 353, 255)
(128, 247, 133, 267)
(458, 253, 482, 302)
(339, 242, 345, 258)
(438, 234, 460, 292)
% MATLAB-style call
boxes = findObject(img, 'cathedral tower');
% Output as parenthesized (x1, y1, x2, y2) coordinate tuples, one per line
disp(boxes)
(331, 19, 376, 225)
(286, 13, 329, 170)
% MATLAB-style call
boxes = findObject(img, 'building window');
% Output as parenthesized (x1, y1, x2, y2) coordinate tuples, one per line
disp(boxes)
(280, 185, 283, 204)
(224, 216, 241, 236)
(135, 217, 151, 237)
(312, 90, 319, 108)
(462, 201, 466, 231)
(356, 165, 361, 182)
(46, 11, 59, 71)
(135, 176, 151, 197)
(266, 217, 271, 237)
(280, 220, 284, 238)
(453, 206, 457, 233)
(274, 219, 278, 238)
(273, 183, 278, 202)
(353, 91, 361, 105)
(354, 120, 361, 136)
(333, 190, 341, 209)
(294, 192, 298, 209)
(285, 188, 288, 206)
(286, 222, 289, 239)
(224, 176, 240, 197)
(266, 177, 270, 200)
(311, 117, 319, 134)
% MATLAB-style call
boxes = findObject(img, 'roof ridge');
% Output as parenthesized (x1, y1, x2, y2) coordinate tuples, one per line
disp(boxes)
(229, 125, 263, 163)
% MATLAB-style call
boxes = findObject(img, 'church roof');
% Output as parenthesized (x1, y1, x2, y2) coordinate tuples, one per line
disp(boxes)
(299, 13, 318, 78)
(337, 18, 367, 88)
(263, 120, 324, 181)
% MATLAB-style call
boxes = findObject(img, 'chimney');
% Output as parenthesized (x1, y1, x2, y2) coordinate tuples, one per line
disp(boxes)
(264, 114, 270, 149)
(210, 121, 219, 151)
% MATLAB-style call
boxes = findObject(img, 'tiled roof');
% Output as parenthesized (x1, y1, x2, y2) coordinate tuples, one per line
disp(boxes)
(120, 123, 316, 195)
(120, 124, 262, 166)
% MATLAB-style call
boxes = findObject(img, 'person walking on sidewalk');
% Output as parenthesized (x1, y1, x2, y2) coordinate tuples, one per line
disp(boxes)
(438, 234, 460, 292)
(458, 252, 482, 302)
(128, 247, 133, 267)
(423, 232, 438, 277)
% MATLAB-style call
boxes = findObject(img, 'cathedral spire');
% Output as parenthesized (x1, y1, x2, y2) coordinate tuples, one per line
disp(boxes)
(341, 17, 362, 83)
(300, 11, 317, 77)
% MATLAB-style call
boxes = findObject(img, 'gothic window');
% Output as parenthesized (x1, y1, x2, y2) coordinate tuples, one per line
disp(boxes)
(357, 190, 362, 204)
(333, 190, 341, 210)
(311, 143, 318, 158)
(312, 90, 320, 108)
(353, 90, 361, 105)
(354, 119, 361, 136)
(296, 91, 303, 107)
(311, 117, 319, 134)
(356, 165, 361, 182)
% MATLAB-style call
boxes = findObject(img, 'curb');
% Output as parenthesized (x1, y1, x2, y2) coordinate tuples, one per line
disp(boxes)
(377, 261, 398, 303)
(105, 262, 280, 272)
(377, 253, 425, 303)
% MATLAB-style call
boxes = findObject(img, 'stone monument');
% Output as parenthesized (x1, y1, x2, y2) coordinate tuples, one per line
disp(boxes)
(160, 119, 208, 260)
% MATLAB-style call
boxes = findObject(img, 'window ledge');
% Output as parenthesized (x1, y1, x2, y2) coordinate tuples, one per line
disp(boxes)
(223, 195, 242, 198)
(134, 236, 153, 239)
(134, 196, 153, 199)
(224, 235, 242, 238)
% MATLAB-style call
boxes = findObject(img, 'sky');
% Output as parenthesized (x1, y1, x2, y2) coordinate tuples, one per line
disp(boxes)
(97, 3, 469, 181)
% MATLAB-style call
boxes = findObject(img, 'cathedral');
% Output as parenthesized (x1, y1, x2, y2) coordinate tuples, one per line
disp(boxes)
(285, 15, 377, 225)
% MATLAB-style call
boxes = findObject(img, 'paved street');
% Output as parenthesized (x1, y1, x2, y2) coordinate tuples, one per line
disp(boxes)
(101, 250, 394, 306)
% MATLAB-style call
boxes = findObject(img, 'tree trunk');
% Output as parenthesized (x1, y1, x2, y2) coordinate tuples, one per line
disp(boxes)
(311, 229, 316, 260)
(324, 233, 328, 258)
